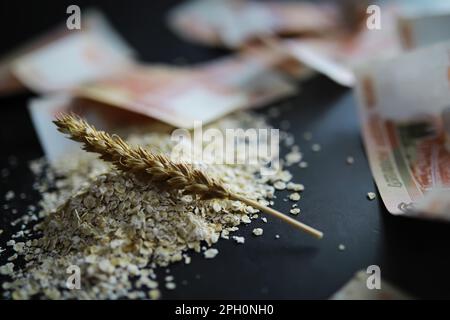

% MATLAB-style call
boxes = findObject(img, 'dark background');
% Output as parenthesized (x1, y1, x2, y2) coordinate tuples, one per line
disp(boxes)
(1, 0, 450, 299)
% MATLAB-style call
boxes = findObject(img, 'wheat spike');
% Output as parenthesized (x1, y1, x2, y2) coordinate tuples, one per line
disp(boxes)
(54, 113, 323, 239)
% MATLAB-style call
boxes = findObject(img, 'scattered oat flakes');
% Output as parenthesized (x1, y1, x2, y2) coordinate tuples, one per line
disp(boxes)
(212, 202, 222, 213)
(290, 208, 301, 215)
(0, 263, 14, 275)
(289, 193, 301, 201)
(165, 282, 176, 290)
(261, 217, 267, 223)
(233, 236, 245, 244)
(98, 259, 115, 274)
(12, 242, 25, 253)
(287, 182, 304, 192)
(278, 170, 293, 182)
(181, 195, 193, 203)
(346, 156, 354, 165)
(204, 248, 219, 259)
(148, 289, 161, 300)
(275, 234, 280, 239)
(252, 228, 263, 236)
(246, 206, 259, 214)
(8, 254, 18, 261)
(0, 111, 303, 300)
(285, 150, 302, 165)
(274, 181, 286, 190)
(367, 192, 377, 200)
(311, 144, 321, 152)
(241, 215, 251, 224)
(5, 191, 15, 201)
(299, 161, 308, 168)
(220, 230, 229, 239)
(338, 244, 346, 251)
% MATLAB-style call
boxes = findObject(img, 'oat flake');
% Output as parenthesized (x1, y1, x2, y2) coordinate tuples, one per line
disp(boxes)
(0, 111, 305, 299)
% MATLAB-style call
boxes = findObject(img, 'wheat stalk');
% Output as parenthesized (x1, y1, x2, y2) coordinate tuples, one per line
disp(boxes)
(54, 113, 323, 239)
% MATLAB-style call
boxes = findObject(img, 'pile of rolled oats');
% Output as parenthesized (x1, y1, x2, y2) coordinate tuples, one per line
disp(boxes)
(0, 111, 306, 299)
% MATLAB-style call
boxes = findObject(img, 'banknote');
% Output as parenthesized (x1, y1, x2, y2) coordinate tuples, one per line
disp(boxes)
(355, 41, 450, 219)
(75, 51, 298, 128)
(284, 4, 403, 87)
(28, 95, 82, 162)
(0, 9, 134, 94)
(28, 94, 170, 163)
(167, 0, 399, 86)
(330, 270, 412, 300)
(168, 0, 340, 48)
(283, 1, 450, 87)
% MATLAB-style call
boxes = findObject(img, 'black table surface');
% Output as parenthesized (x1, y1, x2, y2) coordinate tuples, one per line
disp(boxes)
(1, 0, 450, 299)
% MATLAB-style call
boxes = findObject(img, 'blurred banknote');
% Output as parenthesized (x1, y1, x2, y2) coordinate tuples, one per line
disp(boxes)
(283, 4, 402, 87)
(355, 41, 450, 219)
(168, 0, 340, 48)
(168, 0, 398, 86)
(75, 51, 298, 128)
(284, 1, 450, 86)
(28, 95, 170, 163)
(330, 270, 412, 300)
(0, 10, 134, 94)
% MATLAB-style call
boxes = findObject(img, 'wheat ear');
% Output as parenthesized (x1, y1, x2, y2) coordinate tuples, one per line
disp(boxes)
(54, 114, 323, 239)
